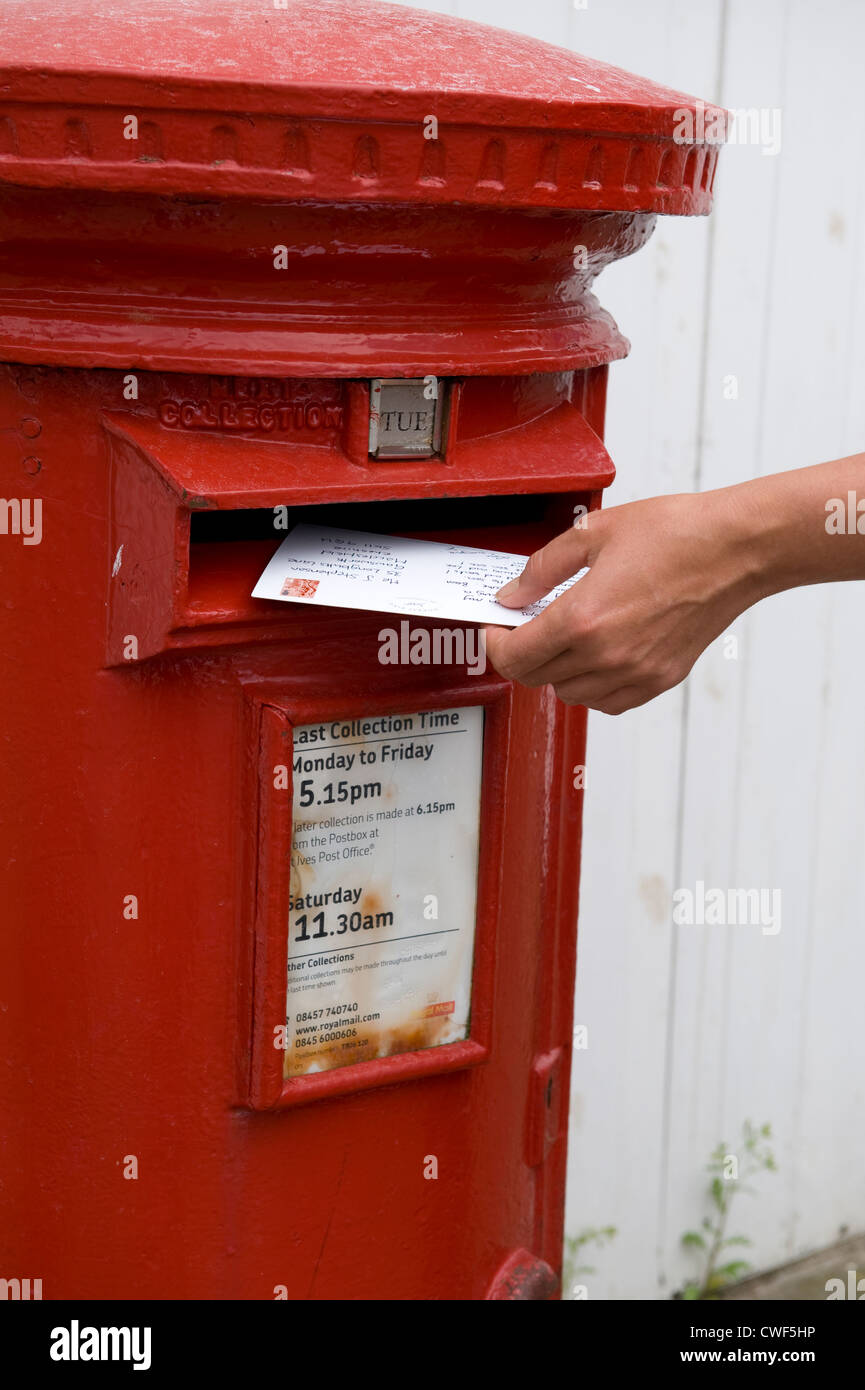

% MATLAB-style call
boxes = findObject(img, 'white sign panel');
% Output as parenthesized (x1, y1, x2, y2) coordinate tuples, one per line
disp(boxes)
(285, 705, 484, 1078)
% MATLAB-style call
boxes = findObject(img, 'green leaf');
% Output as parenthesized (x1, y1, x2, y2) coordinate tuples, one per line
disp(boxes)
(710, 1176, 725, 1210)
(681, 1284, 701, 1300)
(714, 1261, 751, 1281)
(720, 1235, 751, 1248)
(682, 1231, 706, 1249)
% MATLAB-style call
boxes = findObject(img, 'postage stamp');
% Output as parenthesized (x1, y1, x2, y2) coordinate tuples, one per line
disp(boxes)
(280, 577, 320, 598)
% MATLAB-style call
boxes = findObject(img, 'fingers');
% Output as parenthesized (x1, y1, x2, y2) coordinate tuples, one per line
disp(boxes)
(486, 633, 667, 711)
(553, 677, 656, 714)
(485, 559, 606, 681)
(483, 596, 574, 681)
(552, 666, 680, 713)
(484, 618, 679, 712)
(519, 652, 631, 690)
(495, 522, 595, 608)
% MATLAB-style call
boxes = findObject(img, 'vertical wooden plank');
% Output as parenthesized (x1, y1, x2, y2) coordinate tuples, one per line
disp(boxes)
(760, 0, 865, 1261)
(556, 0, 726, 1299)
(666, 0, 865, 1296)
(661, 0, 790, 1295)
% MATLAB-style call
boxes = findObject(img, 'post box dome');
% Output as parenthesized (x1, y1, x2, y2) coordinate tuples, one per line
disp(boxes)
(0, 0, 725, 214)
(0, 0, 727, 376)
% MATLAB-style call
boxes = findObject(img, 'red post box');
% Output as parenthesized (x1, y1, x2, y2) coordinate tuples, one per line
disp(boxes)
(0, 0, 723, 1300)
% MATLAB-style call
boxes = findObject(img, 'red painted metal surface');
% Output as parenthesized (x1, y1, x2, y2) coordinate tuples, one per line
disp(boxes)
(0, 0, 722, 1300)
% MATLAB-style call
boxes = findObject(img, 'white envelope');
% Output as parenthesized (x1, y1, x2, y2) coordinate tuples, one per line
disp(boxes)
(251, 523, 586, 627)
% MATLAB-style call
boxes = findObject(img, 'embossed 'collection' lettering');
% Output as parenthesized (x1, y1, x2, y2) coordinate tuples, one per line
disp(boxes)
(158, 399, 343, 432)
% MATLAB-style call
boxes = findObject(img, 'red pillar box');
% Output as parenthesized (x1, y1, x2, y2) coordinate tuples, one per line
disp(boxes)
(0, 0, 724, 1300)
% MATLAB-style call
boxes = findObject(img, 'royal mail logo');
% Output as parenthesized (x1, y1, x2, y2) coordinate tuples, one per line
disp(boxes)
(422, 1001, 455, 1018)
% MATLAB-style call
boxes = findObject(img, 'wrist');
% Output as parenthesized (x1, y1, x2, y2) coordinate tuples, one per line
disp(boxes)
(700, 482, 776, 611)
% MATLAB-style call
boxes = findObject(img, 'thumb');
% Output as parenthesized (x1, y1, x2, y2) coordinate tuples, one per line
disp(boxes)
(495, 519, 597, 609)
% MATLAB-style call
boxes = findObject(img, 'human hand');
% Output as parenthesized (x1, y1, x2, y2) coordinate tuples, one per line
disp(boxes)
(484, 490, 763, 714)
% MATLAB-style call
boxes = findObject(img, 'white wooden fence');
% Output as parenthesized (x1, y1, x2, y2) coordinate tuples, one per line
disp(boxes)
(396, 0, 865, 1298)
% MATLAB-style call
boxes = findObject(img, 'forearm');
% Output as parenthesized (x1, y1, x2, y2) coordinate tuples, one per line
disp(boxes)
(712, 454, 865, 604)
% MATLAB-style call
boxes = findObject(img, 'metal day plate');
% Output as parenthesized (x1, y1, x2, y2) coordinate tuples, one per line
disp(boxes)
(285, 705, 483, 1076)
(368, 377, 444, 458)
